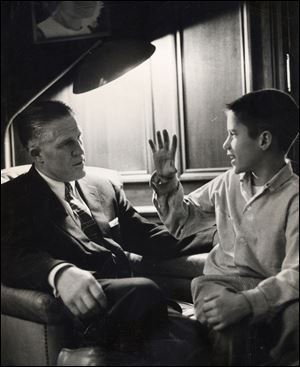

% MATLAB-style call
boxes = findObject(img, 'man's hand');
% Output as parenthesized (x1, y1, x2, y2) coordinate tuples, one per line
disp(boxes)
(202, 289, 252, 331)
(56, 266, 107, 318)
(149, 130, 178, 179)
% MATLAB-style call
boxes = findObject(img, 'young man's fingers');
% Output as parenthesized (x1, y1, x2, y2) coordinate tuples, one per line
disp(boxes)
(203, 308, 218, 317)
(204, 293, 219, 302)
(199, 315, 207, 325)
(148, 139, 156, 153)
(171, 134, 177, 156)
(162, 129, 170, 150)
(157, 131, 163, 149)
(206, 316, 220, 326)
(202, 301, 216, 312)
(212, 322, 226, 331)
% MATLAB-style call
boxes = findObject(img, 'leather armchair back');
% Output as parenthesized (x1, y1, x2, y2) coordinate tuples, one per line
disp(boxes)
(1, 164, 31, 183)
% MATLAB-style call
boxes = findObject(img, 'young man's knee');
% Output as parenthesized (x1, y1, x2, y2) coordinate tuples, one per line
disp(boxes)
(280, 301, 299, 336)
(191, 275, 206, 300)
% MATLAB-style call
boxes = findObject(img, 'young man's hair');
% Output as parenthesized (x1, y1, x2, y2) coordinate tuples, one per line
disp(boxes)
(14, 100, 73, 149)
(226, 89, 299, 154)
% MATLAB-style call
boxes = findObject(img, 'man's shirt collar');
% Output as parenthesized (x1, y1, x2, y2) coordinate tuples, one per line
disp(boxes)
(35, 167, 76, 199)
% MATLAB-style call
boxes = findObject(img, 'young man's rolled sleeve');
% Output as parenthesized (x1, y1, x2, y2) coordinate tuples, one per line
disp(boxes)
(150, 171, 179, 196)
(242, 287, 270, 321)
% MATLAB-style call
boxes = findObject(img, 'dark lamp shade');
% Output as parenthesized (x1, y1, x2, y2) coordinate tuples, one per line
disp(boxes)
(73, 39, 156, 94)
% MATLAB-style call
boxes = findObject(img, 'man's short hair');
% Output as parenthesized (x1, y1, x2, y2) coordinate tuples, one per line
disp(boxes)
(226, 89, 299, 153)
(14, 100, 73, 149)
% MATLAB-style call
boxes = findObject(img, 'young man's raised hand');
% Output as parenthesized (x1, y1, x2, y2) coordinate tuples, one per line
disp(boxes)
(149, 130, 178, 179)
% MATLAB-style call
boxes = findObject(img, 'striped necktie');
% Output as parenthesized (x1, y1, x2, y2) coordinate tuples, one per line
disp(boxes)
(64, 182, 131, 277)
(65, 182, 101, 243)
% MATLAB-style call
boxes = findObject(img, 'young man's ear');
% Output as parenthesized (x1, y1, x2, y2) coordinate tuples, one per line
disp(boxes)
(259, 131, 272, 151)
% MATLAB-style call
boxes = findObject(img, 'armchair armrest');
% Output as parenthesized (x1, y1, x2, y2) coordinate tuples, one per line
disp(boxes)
(1, 284, 67, 324)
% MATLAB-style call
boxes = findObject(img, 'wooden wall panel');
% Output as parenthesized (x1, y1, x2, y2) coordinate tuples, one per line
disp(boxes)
(181, 5, 244, 170)
(149, 35, 181, 172)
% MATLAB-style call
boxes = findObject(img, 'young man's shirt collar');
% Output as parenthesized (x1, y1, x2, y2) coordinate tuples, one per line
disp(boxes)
(239, 161, 294, 201)
(239, 161, 293, 189)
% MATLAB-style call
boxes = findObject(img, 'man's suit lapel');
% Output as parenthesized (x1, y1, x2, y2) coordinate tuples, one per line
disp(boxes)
(76, 178, 113, 238)
(25, 166, 113, 263)
(28, 166, 114, 244)
(29, 167, 91, 243)
(28, 166, 68, 221)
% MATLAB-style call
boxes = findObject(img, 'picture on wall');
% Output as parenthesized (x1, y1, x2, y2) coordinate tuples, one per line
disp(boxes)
(32, 1, 110, 43)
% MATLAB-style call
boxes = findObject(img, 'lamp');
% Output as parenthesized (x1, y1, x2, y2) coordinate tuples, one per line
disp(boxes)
(4, 38, 156, 167)
(73, 39, 155, 94)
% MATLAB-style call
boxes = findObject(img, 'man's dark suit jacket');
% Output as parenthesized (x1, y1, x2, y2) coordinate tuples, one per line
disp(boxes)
(1, 165, 214, 292)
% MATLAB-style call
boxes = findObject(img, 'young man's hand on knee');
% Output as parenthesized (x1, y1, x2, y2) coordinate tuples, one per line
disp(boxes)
(202, 288, 252, 331)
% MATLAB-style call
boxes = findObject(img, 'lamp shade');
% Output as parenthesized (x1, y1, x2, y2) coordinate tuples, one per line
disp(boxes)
(73, 39, 155, 94)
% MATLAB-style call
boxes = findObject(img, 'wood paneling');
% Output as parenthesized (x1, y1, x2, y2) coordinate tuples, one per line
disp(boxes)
(149, 35, 181, 172)
(181, 4, 244, 169)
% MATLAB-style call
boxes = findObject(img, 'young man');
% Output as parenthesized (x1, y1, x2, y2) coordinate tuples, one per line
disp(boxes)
(149, 89, 299, 365)
(2, 100, 212, 365)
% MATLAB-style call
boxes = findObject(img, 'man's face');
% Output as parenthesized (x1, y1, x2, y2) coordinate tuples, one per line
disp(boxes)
(223, 110, 262, 174)
(33, 114, 86, 182)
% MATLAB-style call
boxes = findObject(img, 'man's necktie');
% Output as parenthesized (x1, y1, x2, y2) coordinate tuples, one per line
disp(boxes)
(64, 182, 131, 277)
(65, 182, 101, 243)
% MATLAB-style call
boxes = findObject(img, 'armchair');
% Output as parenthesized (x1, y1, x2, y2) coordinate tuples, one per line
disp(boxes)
(1, 165, 209, 366)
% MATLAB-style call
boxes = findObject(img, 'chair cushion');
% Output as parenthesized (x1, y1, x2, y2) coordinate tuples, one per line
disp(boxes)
(1, 164, 31, 183)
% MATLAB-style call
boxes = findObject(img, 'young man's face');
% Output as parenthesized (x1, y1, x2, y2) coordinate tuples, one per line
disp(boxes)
(32, 114, 86, 182)
(223, 110, 262, 174)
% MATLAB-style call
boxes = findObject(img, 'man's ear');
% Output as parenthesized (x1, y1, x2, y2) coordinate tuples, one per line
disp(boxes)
(29, 147, 43, 162)
(259, 131, 272, 151)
